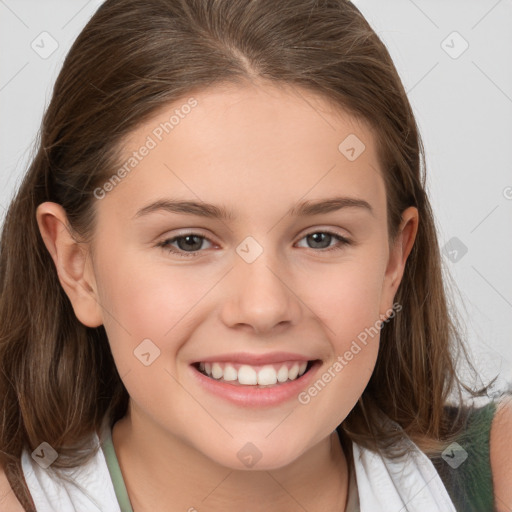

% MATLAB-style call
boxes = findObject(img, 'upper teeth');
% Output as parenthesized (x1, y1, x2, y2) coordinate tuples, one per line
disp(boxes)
(199, 361, 308, 386)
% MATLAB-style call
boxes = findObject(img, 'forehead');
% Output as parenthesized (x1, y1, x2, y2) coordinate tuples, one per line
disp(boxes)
(105, 81, 386, 221)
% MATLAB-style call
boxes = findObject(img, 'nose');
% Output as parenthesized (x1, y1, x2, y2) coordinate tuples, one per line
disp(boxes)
(220, 249, 301, 335)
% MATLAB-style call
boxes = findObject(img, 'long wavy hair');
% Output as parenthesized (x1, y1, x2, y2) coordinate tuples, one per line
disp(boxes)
(0, 0, 496, 508)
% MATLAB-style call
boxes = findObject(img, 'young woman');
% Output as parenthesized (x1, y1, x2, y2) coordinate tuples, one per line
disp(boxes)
(1, 1, 511, 511)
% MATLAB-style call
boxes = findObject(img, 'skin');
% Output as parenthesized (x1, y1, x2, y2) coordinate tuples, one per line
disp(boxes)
(36, 80, 420, 511)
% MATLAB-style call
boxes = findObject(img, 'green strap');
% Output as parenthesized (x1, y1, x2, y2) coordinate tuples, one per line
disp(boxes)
(100, 427, 134, 512)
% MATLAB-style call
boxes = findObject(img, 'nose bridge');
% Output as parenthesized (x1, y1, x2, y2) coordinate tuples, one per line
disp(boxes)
(221, 235, 299, 332)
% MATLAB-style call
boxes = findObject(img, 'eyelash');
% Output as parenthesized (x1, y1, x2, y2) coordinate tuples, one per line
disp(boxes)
(156, 230, 352, 258)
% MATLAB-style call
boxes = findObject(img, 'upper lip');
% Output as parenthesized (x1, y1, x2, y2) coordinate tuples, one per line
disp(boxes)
(192, 352, 315, 365)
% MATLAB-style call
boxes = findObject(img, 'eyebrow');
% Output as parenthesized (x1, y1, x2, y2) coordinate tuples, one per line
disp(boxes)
(133, 196, 374, 221)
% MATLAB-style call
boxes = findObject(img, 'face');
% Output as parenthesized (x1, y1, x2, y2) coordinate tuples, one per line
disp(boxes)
(80, 81, 412, 470)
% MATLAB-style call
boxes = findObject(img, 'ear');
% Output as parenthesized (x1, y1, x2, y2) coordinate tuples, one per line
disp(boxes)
(36, 202, 103, 328)
(379, 206, 419, 319)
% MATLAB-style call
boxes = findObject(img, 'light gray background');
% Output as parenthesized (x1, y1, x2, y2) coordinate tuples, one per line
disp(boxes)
(1, 0, 511, 397)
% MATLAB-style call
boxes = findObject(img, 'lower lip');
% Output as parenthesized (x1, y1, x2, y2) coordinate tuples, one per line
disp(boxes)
(189, 361, 322, 408)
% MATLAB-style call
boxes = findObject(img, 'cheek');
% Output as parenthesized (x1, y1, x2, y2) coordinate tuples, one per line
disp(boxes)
(96, 249, 205, 335)
(302, 256, 387, 333)
(93, 251, 193, 376)
(301, 263, 384, 416)
(94, 256, 198, 420)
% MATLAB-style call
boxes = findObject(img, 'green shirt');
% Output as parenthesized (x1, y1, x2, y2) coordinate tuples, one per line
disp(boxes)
(430, 401, 497, 512)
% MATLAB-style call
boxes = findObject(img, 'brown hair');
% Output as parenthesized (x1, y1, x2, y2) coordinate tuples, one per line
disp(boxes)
(0, 0, 499, 507)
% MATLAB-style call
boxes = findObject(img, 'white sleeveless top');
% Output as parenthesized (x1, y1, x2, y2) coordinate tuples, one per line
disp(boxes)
(20, 420, 456, 512)
(20, 420, 121, 512)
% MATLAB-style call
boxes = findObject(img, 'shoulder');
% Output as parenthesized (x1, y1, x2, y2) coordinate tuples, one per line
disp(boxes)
(0, 462, 26, 512)
(490, 395, 512, 512)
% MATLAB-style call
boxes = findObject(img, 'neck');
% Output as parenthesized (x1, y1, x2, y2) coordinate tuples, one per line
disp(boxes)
(111, 408, 350, 512)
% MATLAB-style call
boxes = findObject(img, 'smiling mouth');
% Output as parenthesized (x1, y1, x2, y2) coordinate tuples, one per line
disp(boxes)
(192, 360, 317, 387)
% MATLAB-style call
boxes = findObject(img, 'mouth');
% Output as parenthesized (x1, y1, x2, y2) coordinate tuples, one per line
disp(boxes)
(191, 360, 318, 388)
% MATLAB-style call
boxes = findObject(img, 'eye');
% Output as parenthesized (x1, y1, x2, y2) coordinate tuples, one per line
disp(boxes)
(295, 230, 352, 253)
(157, 232, 214, 258)
(157, 229, 352, 258)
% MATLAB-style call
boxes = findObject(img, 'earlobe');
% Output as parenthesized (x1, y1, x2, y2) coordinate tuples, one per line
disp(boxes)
(35, 202, 103, 328)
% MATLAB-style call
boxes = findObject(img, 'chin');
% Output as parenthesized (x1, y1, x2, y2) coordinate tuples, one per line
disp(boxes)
(200, 438, 307, 472)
